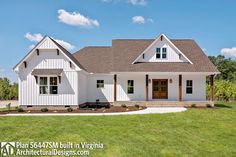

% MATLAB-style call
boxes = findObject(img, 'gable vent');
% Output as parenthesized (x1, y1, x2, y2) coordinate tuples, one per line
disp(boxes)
(36, 49, 39, 56)
(57, 49, 59, 55)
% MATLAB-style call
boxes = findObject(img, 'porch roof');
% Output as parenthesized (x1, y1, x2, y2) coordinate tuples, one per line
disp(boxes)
(31, 69, 63, 76)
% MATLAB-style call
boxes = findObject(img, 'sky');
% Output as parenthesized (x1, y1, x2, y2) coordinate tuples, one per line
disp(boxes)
(0, 0, 236, 83)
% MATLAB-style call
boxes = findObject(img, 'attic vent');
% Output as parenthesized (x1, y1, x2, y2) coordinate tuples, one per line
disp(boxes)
(142, 53, 145, 59)
(57, 49, 59, 55)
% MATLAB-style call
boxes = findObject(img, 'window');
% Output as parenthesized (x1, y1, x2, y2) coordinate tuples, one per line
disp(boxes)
(127, 80, 134, 94)
(156, 48, 161, 59)
(39, 77, 48, 94)
(39, 77, 58, 94)
(162, 48, 167, 59)
(97, 80, 104, 88)
(50, 77, 58, 94)
(186, 80, 193, 94)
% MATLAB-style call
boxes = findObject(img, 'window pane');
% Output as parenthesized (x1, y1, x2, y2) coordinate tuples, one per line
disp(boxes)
(162, 52, 167, 59)
(156, 48, 160, 52)
(156, 53, 161, 59)
(40, 77, 47, 85)
(186, 87, 192, 94)
(127, 80, 134, 94)
(97, 80, 104, 88)
(162, 48, 167, 52)
(50, 77, 57, 85)
(128, 87, 134, 94)
(50, 86, 58, 94)
(40, 86, 48, 94)
(187, 80, 192, 86)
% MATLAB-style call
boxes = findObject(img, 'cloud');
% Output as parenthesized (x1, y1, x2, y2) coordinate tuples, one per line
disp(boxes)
(54, 39, 75, 50)
(58, 9, 99, 28)
(25, 32, 43, 42)
(128, 0, 147, 6)
(221, 47, 236, 58)
(132, 16, 153, 24)
(132, 16, 145, 24)
(0, 68, 5, 72)
(101, 0, 147, 6)
(25, 32, 75, 51)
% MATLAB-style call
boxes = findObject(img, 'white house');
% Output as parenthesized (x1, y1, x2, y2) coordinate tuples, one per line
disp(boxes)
(13, 34, 219, 108)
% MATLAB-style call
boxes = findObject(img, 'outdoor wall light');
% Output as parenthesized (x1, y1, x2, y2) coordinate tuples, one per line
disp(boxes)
(169, 79, 173, 83)
(148, 79, 151, 83)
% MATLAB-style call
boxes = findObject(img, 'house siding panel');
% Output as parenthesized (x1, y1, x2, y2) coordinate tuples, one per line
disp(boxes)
(18, 49, 79, 106)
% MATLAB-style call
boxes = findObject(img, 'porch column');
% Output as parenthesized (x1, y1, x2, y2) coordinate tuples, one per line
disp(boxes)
(179, 74, 182, 101)
(146, 74, 149, 101)
(210, 75, 214, 101)
(114, 74, 117, 102)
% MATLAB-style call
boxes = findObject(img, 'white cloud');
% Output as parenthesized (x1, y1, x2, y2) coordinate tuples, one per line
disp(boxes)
(132, 16, 145, 24)
(25, 33, 75, 51)
(221, 47, 236, 58)
(132, 16, 153, 24)
(58, 9, 99, 28)
(128, 0, 147, 6)
(54, 39, 75, 50)
(25, 32, 43, 42)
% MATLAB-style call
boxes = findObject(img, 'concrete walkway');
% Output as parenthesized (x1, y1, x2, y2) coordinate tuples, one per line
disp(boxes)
(0, 107, 187, 116)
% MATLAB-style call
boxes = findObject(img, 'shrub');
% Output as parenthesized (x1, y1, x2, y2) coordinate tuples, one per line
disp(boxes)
(17, 107, 24, 112)
(134, 104, 140, 108)
(206, 104, 212, 108)
(121, 104, 127, 108)
(6, 103, 11, 111)
(41, 108, 48, 112)
(67, 107, 73, 112)
(191, 104, 196, 108)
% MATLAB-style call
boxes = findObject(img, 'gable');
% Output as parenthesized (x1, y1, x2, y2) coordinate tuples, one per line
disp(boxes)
(133, 34, 192, 64)
(14, 36, 84, 72)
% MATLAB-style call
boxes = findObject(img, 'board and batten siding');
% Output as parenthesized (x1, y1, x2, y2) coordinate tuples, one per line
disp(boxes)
(87, 74, 114, 102)
(137, 37, 188, 63)
(18, 48, 80, 106)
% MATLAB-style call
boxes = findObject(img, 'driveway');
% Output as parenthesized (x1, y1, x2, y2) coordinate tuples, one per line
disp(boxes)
(0, 107, 187, 116)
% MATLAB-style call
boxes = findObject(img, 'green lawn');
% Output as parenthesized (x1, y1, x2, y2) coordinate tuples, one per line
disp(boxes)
(0, 102, 236, 157)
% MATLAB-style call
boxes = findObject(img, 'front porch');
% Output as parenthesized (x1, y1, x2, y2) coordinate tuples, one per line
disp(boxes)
(113, 100, 214, 107)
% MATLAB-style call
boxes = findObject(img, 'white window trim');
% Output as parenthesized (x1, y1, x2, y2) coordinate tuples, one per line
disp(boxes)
(39, 76, 59, 95)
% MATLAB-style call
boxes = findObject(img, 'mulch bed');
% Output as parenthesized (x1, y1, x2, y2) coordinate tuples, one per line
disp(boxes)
(0, 106, 146, 114)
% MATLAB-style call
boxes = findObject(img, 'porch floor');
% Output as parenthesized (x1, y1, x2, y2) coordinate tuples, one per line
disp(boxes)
(113, 101, 214, 107)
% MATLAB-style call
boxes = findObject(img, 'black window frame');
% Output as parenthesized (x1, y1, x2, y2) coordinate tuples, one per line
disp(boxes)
(127, 80, 134, 94)
(156, 48, 161, 59)
(162, 48, 167, 59)
(186, 80, 193, 94)
(97, 80, 104, 88)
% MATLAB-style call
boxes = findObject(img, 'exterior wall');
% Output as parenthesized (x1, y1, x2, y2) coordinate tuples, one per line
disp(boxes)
(78, 71, 87, 104)
(137, 37, 188, 63)
(182, 75, 206, 101)
(116, 73, 206, 102)
(18, 49, 80, 106)
(87, 74, 114, 102)
(117, 74, 145, 101)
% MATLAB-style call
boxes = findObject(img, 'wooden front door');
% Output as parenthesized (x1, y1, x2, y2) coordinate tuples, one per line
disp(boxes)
(152, 79, 168, 99)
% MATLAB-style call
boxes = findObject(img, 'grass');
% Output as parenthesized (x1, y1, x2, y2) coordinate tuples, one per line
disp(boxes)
(0, 102, 236, 157)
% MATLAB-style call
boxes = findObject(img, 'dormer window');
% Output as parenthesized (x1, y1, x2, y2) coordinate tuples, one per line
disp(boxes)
(156, 48, 161, 59)
(162, 48, 167, 59)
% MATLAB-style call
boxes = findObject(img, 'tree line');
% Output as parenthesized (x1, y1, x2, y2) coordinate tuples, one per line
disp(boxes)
(207, 55, 236, 101)
(0, 77, 18, 100)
